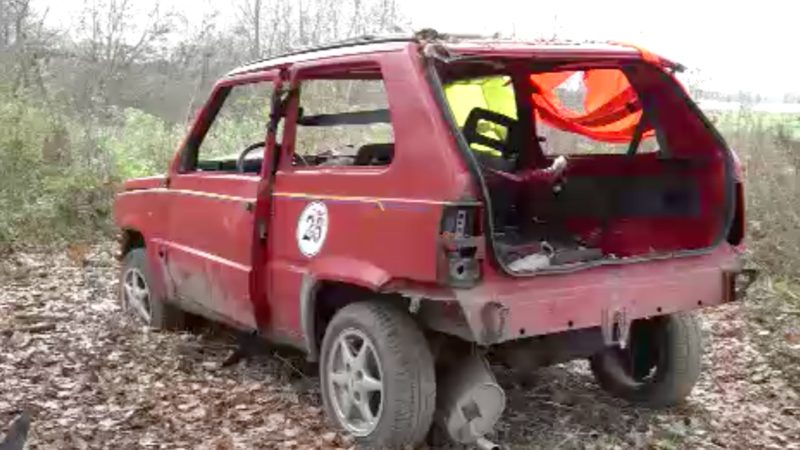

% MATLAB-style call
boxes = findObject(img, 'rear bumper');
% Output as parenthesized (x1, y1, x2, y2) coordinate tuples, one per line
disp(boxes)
(453, 245, 747, 345)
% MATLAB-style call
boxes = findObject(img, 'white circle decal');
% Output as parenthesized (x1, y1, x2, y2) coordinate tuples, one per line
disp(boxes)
(296, 201, 329, 257)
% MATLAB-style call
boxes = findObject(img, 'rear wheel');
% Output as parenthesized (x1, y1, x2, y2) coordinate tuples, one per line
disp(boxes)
(120, 248, 184, 330)
(589, 312, 702, 408)
(320, 302, 436, 448)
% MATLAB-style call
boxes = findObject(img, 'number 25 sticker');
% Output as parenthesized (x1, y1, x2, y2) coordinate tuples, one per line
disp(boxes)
(296, 202, 329, 257)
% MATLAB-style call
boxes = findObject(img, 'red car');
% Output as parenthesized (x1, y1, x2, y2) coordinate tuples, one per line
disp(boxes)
(114, 32, 751, 449)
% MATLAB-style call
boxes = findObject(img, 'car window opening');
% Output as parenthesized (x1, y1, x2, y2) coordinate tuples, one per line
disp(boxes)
(189, 81, 277, 174)
(292, 78, 394, 168)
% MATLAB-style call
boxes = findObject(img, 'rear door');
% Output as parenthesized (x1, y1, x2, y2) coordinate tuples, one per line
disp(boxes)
(160, 72, 279, 330)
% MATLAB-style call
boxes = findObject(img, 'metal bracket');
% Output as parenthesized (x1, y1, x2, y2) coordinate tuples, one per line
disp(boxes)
(601, 307, 631, 348)
(408, 296, 422, 314)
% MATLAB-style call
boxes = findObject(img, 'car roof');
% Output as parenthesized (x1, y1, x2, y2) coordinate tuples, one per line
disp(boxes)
(228, 38, 413, 76)
(227, 32, 677, 77)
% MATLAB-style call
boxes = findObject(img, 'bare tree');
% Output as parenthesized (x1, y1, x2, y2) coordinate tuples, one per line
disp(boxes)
(0, 0, 406, 120)
(0, 0, 53, 95)
(235, 0, 406, 61)
(70, 0, 177, 111)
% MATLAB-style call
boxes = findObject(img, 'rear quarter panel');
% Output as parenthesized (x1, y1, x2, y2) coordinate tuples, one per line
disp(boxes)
(265, 46, 476, 337)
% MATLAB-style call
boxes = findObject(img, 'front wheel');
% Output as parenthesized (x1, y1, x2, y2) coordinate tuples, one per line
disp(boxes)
(319, 302, 436, 449)
(120, 248, 184, 330)
(589, 312, 702, 408)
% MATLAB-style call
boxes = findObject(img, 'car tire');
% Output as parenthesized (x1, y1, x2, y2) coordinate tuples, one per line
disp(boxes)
(120, 247, 184, 330)
(319, 301, 436, 449)
(589, 312, 702, 408)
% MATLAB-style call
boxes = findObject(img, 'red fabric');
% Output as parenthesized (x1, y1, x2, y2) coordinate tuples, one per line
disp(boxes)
(529, 69, 654, 143)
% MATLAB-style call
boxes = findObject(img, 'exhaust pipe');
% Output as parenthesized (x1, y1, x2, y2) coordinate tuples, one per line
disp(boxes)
(436, 351, 506, 446)
(476, 437, 500, 450)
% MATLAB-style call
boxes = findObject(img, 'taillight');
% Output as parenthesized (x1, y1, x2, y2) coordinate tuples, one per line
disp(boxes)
(439, 205, 483, 287)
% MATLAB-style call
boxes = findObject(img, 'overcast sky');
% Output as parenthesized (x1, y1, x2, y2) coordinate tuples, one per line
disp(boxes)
(403, 0, 795, 97)
(41, 0, 796, 97)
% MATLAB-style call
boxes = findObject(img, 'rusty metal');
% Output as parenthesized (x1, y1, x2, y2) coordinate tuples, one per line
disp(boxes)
(436, 352, 505, 445)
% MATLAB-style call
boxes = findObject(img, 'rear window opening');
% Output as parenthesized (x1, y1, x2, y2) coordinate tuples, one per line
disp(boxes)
(292, 78, 394, 168)
(436, 60, 733, 275)
(536, 70, 659, 156)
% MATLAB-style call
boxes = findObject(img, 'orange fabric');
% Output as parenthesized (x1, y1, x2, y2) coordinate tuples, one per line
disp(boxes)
(529, 69, 653, 143)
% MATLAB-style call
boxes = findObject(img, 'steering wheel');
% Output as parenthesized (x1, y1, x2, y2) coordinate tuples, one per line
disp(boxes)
(236, 141, 312, 172)
(236, 141, 266, 173)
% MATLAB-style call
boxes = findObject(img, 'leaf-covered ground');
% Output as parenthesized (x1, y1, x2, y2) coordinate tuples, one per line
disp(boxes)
(1, 244, 799, 449)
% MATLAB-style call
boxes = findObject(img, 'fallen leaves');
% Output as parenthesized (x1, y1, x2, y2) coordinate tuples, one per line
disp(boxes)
(1, 243, 799, 449)
(0, 244, 349, 449)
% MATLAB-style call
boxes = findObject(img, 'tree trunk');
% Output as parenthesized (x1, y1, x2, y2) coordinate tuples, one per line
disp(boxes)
(252, 0, 261, 59)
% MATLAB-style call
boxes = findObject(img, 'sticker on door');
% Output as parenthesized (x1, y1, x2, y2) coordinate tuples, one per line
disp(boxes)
(296, 201, 329, 257)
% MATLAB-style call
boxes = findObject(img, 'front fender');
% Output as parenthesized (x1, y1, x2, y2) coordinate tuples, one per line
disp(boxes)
(114, 193, 155, 237)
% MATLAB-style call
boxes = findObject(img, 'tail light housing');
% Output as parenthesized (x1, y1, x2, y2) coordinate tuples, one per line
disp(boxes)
(439, 205, 484, 287)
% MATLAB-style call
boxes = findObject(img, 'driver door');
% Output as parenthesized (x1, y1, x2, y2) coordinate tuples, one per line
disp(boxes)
(161, 72, 278, 330)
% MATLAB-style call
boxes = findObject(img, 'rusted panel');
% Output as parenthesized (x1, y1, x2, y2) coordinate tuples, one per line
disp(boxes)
(455, 245, 745, 345)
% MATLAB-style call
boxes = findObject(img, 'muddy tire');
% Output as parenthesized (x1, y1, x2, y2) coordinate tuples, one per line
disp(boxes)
(319, 302, 436, 449)
(589, 312, 702, 408)
(120, 248, 184, 330)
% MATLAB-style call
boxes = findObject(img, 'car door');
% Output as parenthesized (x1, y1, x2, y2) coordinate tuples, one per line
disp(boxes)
(159, 71, 279, 330)
(266, 59, 410, 343)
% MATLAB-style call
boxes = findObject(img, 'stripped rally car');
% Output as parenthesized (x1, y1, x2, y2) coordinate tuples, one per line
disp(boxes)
(114, 32, 753, 449)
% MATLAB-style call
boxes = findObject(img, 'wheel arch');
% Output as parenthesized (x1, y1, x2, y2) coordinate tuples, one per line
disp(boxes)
(300, 258, 403, 361)
(118, 228, 172, 304)
(302, 276, 402, 362)
(119, 228, 146, 257)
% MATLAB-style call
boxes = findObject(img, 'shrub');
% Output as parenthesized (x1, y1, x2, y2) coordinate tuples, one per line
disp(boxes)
(716, 111, 800, 278)
(0, 93, 181, 249)
(100, 108, 183, 179)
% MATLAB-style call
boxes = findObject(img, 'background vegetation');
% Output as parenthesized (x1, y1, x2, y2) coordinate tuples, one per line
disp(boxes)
(0, 0, 403, 248)
(0, 1, 796, 301)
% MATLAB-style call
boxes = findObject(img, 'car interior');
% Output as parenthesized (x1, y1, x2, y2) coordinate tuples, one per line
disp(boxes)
(438, 59, 731, 273)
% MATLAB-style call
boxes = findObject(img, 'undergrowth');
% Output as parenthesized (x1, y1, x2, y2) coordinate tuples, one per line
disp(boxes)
(0, 90, 181, 249)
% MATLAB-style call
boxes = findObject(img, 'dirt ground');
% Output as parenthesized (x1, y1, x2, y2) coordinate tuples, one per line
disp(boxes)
(1, 244, 799, 449)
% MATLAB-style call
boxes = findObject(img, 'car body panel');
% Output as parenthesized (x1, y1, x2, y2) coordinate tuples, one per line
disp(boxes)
(456, 245, 743, 345)
(159, 173, 259, 329)
(261, 47, 473, 340)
